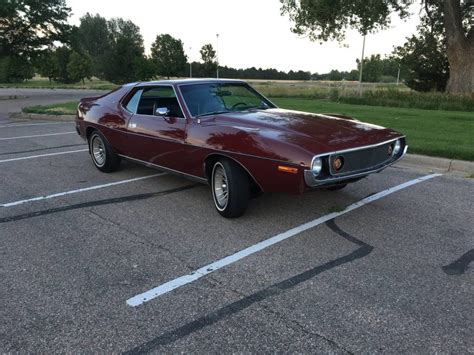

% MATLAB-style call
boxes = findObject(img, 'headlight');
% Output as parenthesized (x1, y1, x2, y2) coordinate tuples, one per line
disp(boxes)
(311, 157, 322, 176)
(392, 140, 401, 156)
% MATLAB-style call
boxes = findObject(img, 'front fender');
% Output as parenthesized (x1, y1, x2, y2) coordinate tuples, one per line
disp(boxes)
(186, 122, 313, 194)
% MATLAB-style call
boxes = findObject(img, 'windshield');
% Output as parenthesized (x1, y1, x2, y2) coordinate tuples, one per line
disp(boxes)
(179, 82, 275, 117)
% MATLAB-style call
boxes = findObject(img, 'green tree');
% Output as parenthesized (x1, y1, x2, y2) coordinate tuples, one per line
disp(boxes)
(54, 46, 72, 83)
(77, 13, 111, 78)
(103, 18, 145, 84)
(150, 34, 187, 79)
(200, 43, 216, 77)
(393, 14, 449, 91)
(134, 56, 156, 81)
(356, 54, 384, 82)
(280, 0, 473, 93)
(67, 51, 92, 83)
(35, 51, 58, 83)
(0, 0, 70, 57)
(0, 0, 70, 82)
(347, 69, 360, 81)
(327, 70, 343, 81)
(0, 56, 34, 82)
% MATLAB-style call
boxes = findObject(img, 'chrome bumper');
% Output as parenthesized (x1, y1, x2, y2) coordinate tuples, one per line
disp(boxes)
(304, 143, 408, 188)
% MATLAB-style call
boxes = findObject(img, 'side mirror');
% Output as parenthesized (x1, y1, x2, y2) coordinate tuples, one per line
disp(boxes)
(155, 107, 170, 116)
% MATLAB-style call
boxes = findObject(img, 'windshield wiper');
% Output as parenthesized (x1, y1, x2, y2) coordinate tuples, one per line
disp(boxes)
(245, 105, 270, 111)
(195, 110, 231, 118)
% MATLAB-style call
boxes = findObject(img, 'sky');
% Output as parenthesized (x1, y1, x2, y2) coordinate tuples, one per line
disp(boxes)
(67, 0, 422, 74)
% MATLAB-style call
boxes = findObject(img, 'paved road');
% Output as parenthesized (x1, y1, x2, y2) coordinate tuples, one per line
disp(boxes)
(0, 92, 472, 353)
(0, 88, 106, 122)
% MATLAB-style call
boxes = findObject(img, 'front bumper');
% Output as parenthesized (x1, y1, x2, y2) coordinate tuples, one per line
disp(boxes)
(304, 138, 408, 187)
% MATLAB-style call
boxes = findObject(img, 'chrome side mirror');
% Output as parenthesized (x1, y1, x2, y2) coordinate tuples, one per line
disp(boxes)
(155, 107, 170, 116)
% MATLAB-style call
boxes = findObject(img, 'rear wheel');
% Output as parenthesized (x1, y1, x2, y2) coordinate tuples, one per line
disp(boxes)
(211, 159, 249, 218)
(88, 131, 121, 172)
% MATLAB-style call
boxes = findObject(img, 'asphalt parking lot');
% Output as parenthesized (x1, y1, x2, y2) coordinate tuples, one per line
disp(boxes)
(0, 95, 473, 352)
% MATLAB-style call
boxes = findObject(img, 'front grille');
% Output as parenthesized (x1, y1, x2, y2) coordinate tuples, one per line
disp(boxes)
(329, 141, 396, 176)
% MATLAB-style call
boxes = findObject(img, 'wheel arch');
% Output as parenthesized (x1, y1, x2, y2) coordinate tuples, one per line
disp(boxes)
(85, 126, 97, 153)
(203, 153, 264, 194)
(85, 126, 116, 155)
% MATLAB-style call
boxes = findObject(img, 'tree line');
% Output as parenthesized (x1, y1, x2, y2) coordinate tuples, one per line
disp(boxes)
(281, 0, 472, 94)
(1, 0, 455, 92)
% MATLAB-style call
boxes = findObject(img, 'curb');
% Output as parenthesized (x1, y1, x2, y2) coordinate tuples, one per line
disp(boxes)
(398, 154, 474, 176)
(7, 112, 474, 177)
(10, 112, 75, 122)
(0, 95, 28, 100)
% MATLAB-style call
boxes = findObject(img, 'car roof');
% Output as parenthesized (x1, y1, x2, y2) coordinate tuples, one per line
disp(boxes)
(130, 78, 247, 87)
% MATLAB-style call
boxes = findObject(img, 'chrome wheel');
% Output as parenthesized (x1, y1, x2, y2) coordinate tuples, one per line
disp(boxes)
(212, 162, 228, 211)
(91, 135, 106, 167)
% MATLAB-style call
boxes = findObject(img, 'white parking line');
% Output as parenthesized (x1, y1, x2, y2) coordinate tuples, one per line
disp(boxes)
(0, 149, 88, 163)
(0, 132, 76, 140)
(0, 173, 166, 208)
(0, 122, 71, 128)
(126, 173, 442, 307)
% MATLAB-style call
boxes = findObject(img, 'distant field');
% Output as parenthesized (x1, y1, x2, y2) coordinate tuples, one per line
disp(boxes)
(250, 79, 409, 90)
(4, 76, 473, 111)
(23, 98, 474, 161)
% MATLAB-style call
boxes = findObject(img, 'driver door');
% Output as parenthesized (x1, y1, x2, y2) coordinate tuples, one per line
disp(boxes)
(125, 86, 187, 171)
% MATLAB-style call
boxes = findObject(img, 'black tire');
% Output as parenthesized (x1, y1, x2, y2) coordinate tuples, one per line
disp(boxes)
(326, 184, 347, 191)
(88, 130, 121, 173)
(211, 159, 250, 218)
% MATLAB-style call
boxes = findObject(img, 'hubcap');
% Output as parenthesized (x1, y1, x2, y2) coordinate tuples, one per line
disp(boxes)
(91, 135, 106, 167)
(213, 163, 228, 210)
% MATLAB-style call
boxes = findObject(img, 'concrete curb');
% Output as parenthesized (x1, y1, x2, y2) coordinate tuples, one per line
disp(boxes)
(10, 112, 75, 122)
(8, 112, 474, 177)
(0, 95, 28, 100)
(398, 154, 474, 176)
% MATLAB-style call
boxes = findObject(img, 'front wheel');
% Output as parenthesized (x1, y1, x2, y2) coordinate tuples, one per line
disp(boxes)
(88, 131, 121, 172)
(211, 159, 250, 218)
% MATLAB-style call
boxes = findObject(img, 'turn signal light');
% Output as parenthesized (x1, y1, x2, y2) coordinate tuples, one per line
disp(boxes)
(278, 165, 298, 174)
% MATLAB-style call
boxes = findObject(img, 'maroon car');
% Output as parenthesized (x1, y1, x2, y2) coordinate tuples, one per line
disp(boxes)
(75, 79, 407, 218)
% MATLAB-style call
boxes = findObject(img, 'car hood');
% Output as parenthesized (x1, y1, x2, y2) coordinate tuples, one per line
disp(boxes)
(212, 108, 403, 154)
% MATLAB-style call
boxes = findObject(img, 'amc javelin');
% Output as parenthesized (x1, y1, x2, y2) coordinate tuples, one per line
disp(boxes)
(75, 79, 407, 218)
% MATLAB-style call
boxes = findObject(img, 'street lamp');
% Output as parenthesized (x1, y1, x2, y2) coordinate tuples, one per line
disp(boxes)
(358, 34, 366, 97)
(189, 46, 192, 78)
(396, 63, 401, 86)
(216, 33, 219, 79)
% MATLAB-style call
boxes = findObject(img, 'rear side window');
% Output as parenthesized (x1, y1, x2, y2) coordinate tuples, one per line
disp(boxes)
(125, 89, 143, 113)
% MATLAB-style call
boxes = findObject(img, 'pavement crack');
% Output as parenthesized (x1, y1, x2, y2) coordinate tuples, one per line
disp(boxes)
(87, 209, 195, 270)
(123, 219, 372, 354)
(0, 184, 200, 224)
(209, 277, 354, 354)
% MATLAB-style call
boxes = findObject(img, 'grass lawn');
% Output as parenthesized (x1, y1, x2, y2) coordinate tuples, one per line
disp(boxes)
(23, 98, 474, 161)
(22, 101, 78, 115)
(273, 98, 474, 161)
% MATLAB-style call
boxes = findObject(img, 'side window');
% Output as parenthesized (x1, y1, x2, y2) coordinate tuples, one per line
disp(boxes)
(125, 89, 143, 113)
(136, 86, 184, 118)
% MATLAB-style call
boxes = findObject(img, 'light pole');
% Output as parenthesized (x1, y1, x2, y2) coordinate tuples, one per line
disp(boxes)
(216, 33, 219, 79)
(189, 46, 192, 78)
(358, 34, 366, 97)
(396, 64, 401, 86)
